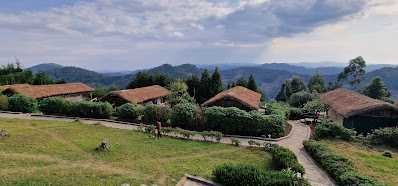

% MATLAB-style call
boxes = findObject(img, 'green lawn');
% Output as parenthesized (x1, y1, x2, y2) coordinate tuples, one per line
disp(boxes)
(319, 139, 398, 186)
(0, 118, 271, 185)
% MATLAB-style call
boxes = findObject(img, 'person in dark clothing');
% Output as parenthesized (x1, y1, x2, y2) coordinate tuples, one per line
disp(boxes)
(155, 121, 162, 140)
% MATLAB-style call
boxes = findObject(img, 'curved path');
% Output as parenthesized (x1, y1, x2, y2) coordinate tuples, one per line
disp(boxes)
(0, 113, 334, 186)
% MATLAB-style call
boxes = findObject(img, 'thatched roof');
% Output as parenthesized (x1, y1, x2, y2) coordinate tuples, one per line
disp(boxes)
(320, 88, 398, 118)
(3, 83, 94, 99)
(100, 85, 170, 104)
(0, 84, 29, 91)
(202, 86, 261, 110)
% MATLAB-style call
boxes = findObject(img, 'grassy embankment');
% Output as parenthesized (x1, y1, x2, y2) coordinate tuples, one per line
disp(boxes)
(319, 139, 398, 185)
(0, 118, 270, 185)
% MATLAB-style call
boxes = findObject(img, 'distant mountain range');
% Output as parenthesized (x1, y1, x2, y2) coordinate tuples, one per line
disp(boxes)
(27, 62, 398, 100)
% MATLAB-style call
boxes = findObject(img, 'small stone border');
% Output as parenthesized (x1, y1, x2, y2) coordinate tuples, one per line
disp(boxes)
(184, 174, 223, 186)
(0, 110, 22, 114)
(29, 114, 295, 141)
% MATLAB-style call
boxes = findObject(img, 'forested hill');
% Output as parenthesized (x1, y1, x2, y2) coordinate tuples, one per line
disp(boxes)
(28, 63, 64, 73)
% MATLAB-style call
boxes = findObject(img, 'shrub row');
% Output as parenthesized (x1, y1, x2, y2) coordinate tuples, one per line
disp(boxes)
(0, 95, 8, 110)
(271, 146, 305, 174)
(39, 97, 112, 119)
(303, 140, 377, 185)
(365, 127, 398, 148)
(142, 104, 171, 124)
(315, 118, 357, 141)
(212, 163, 309, 186)
(267, 101, 303, 120)
(117, 103, 143, 121)
(8, 94, 37, 113)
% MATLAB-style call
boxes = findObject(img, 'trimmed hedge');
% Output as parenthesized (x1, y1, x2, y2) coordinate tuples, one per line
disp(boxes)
(271, 146, 305, 174)
(205, 107, 285, 137)
(170, 103, 198, 130)
(303, 140, 377, 185)
(212, 163, 309, 186)
(267, 101, 302, 120)
(142, 104, 171, 124)
(117, 103, 143, 121)
(8, 94, 37, 113)
(315, 118, 357, 141)
(365, 127, 398, 148)
(39, 97, 112, 119)
(0, 95, 8, 110)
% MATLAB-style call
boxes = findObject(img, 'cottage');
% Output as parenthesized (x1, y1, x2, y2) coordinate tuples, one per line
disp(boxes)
(201, 86, 261, 111)
(98, 85, 170, 106)
(320, 88, 398, 134)
(1, 83, 94, 101)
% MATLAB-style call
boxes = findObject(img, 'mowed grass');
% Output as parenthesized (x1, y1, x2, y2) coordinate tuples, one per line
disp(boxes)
(319, 139, 398, 186)
(0, 118, 271, 185)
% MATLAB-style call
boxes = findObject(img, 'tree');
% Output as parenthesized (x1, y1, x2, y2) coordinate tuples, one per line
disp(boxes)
(359, 76, 388, 100)
(210, 67, 223, 97)
(154, 71, 173, 87)
(338, 56, 366, 89)
(198, 69, 211, 103)
(288, 91, 317, 108)
(236, 77, 248, 87)
(126, 71, 154, 89)
(166, 78, 194, 106)
(308, 72, 326, 93)
(32, 71, 54, 85)
(290, 78, 307, 93)
(326, 81, 342, 91)
(303, 98, 325, 124)
(55, 78, 67, 84)
(276, 78, 306, 102)
(247, 74, 259, 92)
(185, 74, 200, 99)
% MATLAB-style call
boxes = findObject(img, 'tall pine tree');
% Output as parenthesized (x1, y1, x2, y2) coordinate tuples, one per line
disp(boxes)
(210, 67, 223, 97)
(198, 69, 212, 103)
(247, 74, 259, 92)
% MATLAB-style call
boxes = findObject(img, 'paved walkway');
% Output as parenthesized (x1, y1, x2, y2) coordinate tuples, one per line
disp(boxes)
(0, 113, 334, 186)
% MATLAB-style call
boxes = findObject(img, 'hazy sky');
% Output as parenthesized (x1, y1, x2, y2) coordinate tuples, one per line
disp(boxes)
(0, 0, 397, 71)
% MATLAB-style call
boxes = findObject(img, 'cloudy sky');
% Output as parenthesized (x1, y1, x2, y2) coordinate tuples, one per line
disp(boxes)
(0, 0, 397, 71)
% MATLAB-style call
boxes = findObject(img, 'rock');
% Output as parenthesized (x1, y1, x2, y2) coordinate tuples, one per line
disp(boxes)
(0, 130, 8, 136)
(95, 139, 109, 151)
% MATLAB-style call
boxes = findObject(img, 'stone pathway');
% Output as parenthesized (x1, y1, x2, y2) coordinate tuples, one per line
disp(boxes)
(0, 113, 334, 186)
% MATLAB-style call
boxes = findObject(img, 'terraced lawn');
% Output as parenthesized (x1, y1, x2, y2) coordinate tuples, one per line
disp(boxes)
(320, 139, 398, 186)
(0, 118, 271, 185)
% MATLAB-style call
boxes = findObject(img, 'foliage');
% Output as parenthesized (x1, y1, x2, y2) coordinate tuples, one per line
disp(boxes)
(359, 76, 388, 100)
(276, 78, 306, 102)
(8, 94, 37, 113)
(303, 140, 377, 186)
(315, 118, 357, 141)
(267, 101, 302, 120)
(247, 74, 260, 93)
(39, 97, 112, 119)
(0, 60, 34, 85)
(185, 74, 200, 99)
(32, 71, 54, 85)
(235, 77, 248, 87)
(117, 103, 143, 121)
(181, 129, 197, 139)
(0, 95, 8, 110)
(91, 85, 119, 99)
(211, 131, 223, 143)
(166, 79, 194, 106)
(201, 131, 212, 141)
(308, 71, 326, 93)
(365, 127, 398, 148)
(154, 71, 173, 87)
(142, 104, 171, 124)
(55, 78, 67, 84)
(145, 125, 155, 133)
(338, 56, 367, 89)
(382, 151, 392, 158)
(287, 107, 303, 120)
(288, 91, 317, 108)
(197, 69, 212, 103)
(210, 67, 223, 98)
(248, 140, 256, 147)
(230, 137, 241, 146)
(138, 123, 145, 132)
(303, 98, 325, 124)
(271, 146, 305, 174)
(170, 103, 198, 130)
(326, 81, 342, 91)
(161, 127, 174, 134)
(205, 106, 285, 137)
(212, 163, 309, 186)
(126, 71, 154, 89)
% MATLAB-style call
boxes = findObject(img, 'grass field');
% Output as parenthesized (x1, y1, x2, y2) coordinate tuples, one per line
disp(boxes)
(0, 118, 270, 185)
(319, 139, 398, 185)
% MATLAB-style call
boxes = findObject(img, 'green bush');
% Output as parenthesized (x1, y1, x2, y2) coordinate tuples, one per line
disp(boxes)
(267, 101, 302, 120)
(161, 127, 174, 134)
(212, 163, 309, 186)
(145, 125, 155, 133)
(205, 107, 285, 137)
(181, 129, 197, 139)
(365, 127, 398, 148)
(382, 151, 392, 158)
(201, 131, 212, 141)
(39, 97, 112, 119)
(39, 97, 71, 115)
(288, 91, 317, 108)
(231, 137, 241, 146)
(117, 103, 143, 121)
(315, 118, 357, 141)
(0, 95, 8, 110)
(8, 94, 37, 113)
(142, 104, 171, 124)
(170, 103, 198, 130)
(271, 146, 305, 174)
(303, 140, 376, 185)
(287, 107, 303, 120)
(210, 131, 223, 143)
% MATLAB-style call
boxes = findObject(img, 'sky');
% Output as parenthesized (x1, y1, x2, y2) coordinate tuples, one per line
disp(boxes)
(0, 0, 397, 72)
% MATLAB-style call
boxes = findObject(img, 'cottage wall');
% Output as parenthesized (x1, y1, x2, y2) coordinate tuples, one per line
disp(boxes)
(327, 108, 344, 124)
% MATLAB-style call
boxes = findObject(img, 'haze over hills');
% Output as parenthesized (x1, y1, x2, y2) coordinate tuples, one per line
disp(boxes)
(27, 62, 398, 100)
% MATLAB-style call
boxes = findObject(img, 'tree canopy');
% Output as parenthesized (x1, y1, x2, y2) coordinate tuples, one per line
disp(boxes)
(308, 71, 326, 93)
(359, 76, 388, 100)
(166, 78, 194, 106)
(276, 78, 306, 102)
(338, 56, 366, 89)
